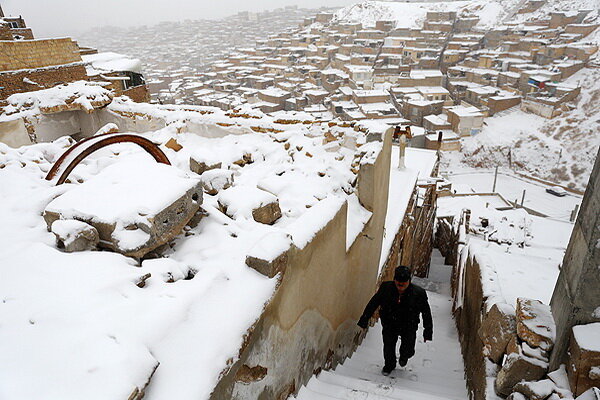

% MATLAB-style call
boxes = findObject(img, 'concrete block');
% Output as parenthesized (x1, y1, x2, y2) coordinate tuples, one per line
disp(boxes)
(200, 168, 234, 195)
(480, 302, 517, 364)
(44, 161, 202, 258)
(517, 298, 556, 351)
(568, 323, 600, 396)
(495, 353, 548, 396)
(189, 156, 222, 175)
(51, 219, 99, 252)
(245, 232, 291, 278)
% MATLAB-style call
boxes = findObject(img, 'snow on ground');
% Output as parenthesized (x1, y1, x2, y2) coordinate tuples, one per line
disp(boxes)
(446, 171, 582, 220)
(0, 110, 382, 399)
(293, 250, 467, 400)
(438, 193, 573, 308)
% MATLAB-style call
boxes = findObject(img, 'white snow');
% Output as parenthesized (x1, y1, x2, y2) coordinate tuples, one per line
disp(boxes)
(2, 81, 112, 118)
(572, 322, 600, 352)
(46, 156, 199, 224)
(50, 219, 95, 246)
(82, 51, 143, 74)
(346, 193, 373, 250)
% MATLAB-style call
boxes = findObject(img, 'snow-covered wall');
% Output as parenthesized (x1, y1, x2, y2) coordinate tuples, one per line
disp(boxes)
(211, 129, 392, 400)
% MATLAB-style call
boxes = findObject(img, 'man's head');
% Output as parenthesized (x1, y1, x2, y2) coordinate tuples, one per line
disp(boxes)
(394, 266, 411, 293)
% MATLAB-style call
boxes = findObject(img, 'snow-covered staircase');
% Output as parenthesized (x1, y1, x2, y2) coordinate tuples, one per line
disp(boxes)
(292, 250, 467, 400)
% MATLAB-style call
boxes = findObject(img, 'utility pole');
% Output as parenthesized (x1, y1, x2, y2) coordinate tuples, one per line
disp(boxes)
(492, 166, 498, 192)
(521, 189, 526, 206)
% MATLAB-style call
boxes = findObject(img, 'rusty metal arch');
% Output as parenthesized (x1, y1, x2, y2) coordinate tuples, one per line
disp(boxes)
(46, 134, 171, 185)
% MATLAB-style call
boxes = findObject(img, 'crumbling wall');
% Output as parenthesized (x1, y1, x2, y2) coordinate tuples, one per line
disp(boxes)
(0, 64, 88, 99)
(210, 129, 392, 400)
(453, 251, 488, 400)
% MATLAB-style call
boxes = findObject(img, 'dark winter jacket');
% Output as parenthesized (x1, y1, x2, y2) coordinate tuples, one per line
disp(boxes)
(358, 281, 433, 340)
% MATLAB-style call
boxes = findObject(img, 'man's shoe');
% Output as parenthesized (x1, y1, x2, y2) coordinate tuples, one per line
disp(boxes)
(398, 358, 408, 367)
(382, 366, 394, 376)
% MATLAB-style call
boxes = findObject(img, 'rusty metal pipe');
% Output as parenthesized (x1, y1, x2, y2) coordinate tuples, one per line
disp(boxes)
(46, 134, 171, 185)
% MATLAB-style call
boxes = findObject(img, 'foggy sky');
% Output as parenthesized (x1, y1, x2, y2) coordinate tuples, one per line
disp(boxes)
(2, 0, 359, 38)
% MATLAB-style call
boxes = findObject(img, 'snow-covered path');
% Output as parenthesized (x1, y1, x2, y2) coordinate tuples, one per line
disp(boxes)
(292, 250, 467, 399)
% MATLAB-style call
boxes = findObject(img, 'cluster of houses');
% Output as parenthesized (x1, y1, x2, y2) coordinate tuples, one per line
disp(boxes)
(142, 3, 597, 151)
(77, 6, 327, 105)
(2, 3, 599, 152)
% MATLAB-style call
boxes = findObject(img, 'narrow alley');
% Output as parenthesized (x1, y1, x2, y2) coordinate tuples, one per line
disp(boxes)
(293, 250, 468, 399)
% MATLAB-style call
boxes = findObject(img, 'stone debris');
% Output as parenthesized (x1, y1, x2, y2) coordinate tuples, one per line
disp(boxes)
(516, 298, 556, 352)
(44, 160, 203, 258)
(506, 392, 528, 400)
(189, 156, 222, 175)
(480, 302, 517, 364)
(495, 352, 548, 397)
(51, 219, 99, 252)
(165, 137, 183, 152)
(568, 323, 600, 396)
(245, 232, 292, 278)
(513, 379, 556, 400)
(200, 168, 234, 195)
(576, 387, 600, 400)
(252, 200, 282, 225)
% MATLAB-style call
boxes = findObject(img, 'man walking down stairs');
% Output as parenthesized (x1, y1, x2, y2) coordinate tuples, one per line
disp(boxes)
(292, 250, 467, 400)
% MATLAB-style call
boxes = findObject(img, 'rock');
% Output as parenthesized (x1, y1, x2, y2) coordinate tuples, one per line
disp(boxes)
(189, 157, 221, 175)
(480, 302, 517, 364)
(252, 200, 282, 225)
(514, 379, 556, 400)
(495, 353, 548, 396)
(235, 364, 268, 384)
(51, 219, 99, 252)
(576, 387, 600, 400)
(522, 342, 550, 363)
(568, 323, 600, 396)
(165, 137, 183, 152)
(506, 392, 528, 400)
(516, 298, 556, 351)
(245, 232, 292, 278)
(200, 168, 234, 195)
(507, 334, 520, 356)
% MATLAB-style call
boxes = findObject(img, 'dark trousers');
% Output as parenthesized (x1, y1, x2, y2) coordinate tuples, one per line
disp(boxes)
(382, 327, 417, 368)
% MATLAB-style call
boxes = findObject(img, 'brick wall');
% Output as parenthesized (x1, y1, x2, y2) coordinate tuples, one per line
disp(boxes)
(0, 63, 87, 100)
(123, 84, 150, 103)
(0, 38, 82, 71)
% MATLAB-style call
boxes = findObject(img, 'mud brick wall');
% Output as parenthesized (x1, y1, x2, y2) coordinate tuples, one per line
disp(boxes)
(123, 84, 151, 103)
(0, 63, 87, 100)
(0, 38, 82, 71)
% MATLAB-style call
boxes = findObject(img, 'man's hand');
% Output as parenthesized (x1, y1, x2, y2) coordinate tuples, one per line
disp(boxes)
(357, 318, 368, 329)
(424, 330, 432, 342)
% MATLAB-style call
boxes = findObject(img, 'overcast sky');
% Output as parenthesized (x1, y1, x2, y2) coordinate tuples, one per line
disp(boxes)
(2, 0, 359, 38)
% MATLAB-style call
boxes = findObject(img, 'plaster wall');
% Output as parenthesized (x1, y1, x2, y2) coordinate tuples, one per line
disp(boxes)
(211, 129, 393, 400)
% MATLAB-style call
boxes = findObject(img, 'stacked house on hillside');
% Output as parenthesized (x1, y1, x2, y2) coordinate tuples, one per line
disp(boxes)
(152, 4, 597, 152)
(0, 9, 149, 105)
